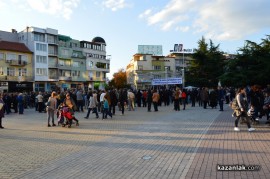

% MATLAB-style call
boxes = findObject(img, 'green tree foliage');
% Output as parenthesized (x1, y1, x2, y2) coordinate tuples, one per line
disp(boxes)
(220, 35, 270, 87)
(187, 37, 224, 87)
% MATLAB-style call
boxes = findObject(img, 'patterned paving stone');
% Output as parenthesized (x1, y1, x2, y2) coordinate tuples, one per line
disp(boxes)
(1, 104, 269, 178)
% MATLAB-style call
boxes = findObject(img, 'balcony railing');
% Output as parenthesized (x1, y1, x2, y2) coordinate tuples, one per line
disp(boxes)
(9, 60, 28, 66)
(59, 76, 72, 81)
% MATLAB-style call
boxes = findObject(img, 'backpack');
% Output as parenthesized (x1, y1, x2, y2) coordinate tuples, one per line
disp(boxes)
(230, 98, 239, 110)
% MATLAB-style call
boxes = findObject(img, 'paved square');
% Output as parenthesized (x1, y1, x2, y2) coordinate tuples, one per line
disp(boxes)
(0, 105, 269, 179)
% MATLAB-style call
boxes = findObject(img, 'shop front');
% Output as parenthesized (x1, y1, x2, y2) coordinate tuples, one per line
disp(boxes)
(9, 82, 34, 92)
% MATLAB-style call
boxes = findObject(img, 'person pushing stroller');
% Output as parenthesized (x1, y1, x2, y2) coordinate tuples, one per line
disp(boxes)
(62, 93, 79, 127)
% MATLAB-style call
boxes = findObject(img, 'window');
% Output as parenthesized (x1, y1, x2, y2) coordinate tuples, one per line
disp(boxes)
(89, 61, 93, 68)
(0, 53, 4, 60)
(153, 75, 161, 79)
(47, 35, 56, 44)
(72, 52, 78, 57)
(152, 66, 161, 70)
(7, 67, 15, 76)
(72, 71, 80, 77)
(18, 55, 27, 63)
(138, 65, 143, 70)
(18, 68, 27, 76)
(96, 71, 100, 77)
(6, 53, 16, 61)
(61, 49, 69, 56)
(0, 67, 3, 75)
(36, 68, 47, 76)
(73, 61, 79, 67)
(36, 55, 47, 63)
(34, 33, 45, 42)
(36, 43, 47, 52)
(96, 62, 106, 69)
(59, 60, 64, 66)
(59, 70, 71, 77)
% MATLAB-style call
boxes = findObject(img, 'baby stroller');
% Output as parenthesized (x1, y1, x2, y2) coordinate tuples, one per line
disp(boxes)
(58, 106, 79, 128)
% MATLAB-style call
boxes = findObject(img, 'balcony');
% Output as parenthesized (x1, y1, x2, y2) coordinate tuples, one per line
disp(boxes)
(48, 62, 58, 68)
(0, 76, 34, 81)
(59, 76, 72, 81)
(6, 60, 27, 66)
(48, 75, 59, 81)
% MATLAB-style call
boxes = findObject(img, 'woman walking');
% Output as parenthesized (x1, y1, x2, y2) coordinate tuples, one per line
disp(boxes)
(233, 87, 255, 132)
(84, 91, 99, 119)
(46, 91, 57, 127)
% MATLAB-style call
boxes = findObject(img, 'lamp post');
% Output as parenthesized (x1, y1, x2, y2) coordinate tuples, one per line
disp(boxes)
(165, 67, 168, 89)
(182, 51, 185, 88)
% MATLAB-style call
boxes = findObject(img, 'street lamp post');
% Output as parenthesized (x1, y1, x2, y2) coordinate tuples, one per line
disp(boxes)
(182, 51, 185, 88)
(165, 67, 168, 89)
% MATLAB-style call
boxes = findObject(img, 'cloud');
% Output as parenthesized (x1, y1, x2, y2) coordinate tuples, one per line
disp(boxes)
(26, 0, 80, 19)
(102, 0, 131, 11)
(140, 0, 270, 40)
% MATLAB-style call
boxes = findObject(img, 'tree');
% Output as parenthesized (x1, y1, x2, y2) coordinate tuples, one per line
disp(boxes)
(108, 68, 130, 89)
(187, 37, 224, 87)
(220, 35, 270, 87)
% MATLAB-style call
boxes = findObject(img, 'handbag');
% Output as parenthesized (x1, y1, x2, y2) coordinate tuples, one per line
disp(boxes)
(0, 103, 3, 110)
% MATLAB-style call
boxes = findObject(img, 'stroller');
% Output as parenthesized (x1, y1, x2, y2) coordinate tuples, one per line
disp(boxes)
(58, 105, 79, 128)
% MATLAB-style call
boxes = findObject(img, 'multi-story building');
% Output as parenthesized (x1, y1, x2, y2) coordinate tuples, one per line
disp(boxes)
(126, 53, 176, 89)
(0, 41, 33, 92)
(0, 27, 111, 92)
(81, 37, 110, 90)
(58, 35, 86, 90)
(18, 26, 58, 92)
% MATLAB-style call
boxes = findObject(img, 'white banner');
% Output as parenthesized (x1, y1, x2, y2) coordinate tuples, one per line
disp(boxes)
(151, 78, 182, 85)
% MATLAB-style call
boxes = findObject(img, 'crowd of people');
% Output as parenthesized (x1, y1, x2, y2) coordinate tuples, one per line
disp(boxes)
(0, 85, 269, 131)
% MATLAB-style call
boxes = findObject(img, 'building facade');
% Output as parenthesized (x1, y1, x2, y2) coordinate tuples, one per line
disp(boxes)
(0, 27, 110, 92)
(126, 53, 176, 89)
(0, 41, 33, 92)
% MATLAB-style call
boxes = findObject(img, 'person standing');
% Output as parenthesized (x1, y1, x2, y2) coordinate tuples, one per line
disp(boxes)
(46, 92, 57, 127)
(142, 90, 147, 107)
(181, 89, 187, 110)
(152, 89, 160, 112)
(218, 86, 225, 111)
(0, 93, 5, 129)
(110, 89, 118, 115)
(147, 89, 152, 112)
(76, 89, 84, 112)
(11, 93, 18, 113)
(233, 87, 255, 132)
(103, 96, 112, 119)
(174, 88, 180, 111)
(36, 92, 44, 113)
(17, 93, 24, 114)
(118, 89, 127, 115)
(201, 87, 209, 109)
(136, 89, 142, 107)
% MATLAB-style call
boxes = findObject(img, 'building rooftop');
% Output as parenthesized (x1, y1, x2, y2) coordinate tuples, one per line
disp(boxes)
(0, 41, 32, 53)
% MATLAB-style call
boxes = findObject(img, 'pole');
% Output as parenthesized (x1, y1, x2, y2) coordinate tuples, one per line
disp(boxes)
(182, 50, 185, 88)
(165, 67, 168, 89)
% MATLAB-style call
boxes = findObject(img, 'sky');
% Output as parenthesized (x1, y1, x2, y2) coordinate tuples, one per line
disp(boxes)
(1, 0, 270, 79)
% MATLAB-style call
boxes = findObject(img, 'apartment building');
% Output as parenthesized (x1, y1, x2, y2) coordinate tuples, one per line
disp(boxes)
(126, 53, 176, 89)
(58, 35, 86, 90)
(0, 27, 111, 92)
(81, 37, 110, 90)
(0, 41, 33, 92)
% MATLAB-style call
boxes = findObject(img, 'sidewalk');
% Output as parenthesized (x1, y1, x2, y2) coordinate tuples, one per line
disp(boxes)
(0, 104, 269, 179)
